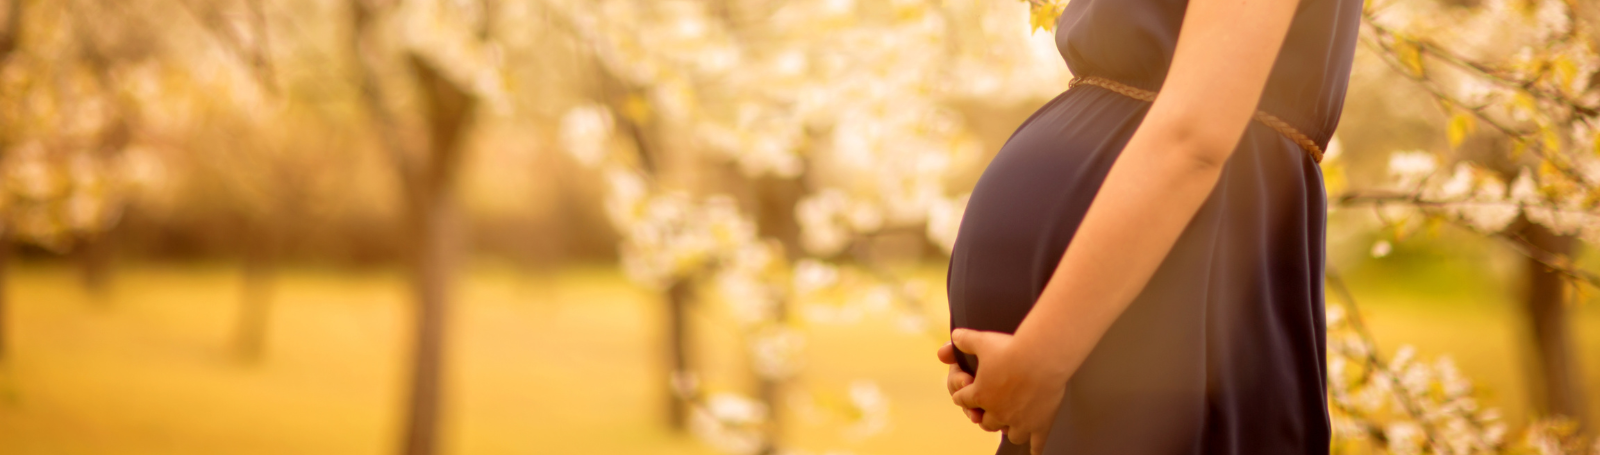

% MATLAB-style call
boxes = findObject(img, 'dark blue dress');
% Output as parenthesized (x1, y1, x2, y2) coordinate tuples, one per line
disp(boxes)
(945, 0, 1360, 453)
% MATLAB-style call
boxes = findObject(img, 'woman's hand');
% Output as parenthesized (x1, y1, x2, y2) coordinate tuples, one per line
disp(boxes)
(936, 342, 983, 424)
(949, 328, 1071, 455)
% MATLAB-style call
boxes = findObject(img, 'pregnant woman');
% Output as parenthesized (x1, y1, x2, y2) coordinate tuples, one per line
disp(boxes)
(937, 0, 1358, 453)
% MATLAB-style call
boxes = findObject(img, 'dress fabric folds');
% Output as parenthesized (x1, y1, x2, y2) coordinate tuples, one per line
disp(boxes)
(944, 0, 1361, 453)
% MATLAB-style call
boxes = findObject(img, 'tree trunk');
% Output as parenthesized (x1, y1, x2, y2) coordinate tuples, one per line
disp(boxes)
(752, 175, 804, 453)
(347, 5, 466, 454)
(665, 280, 693, 431)
(397, 54, 475, 455)
(1517, 222, 1589, 428)
(76, 232, 113, 300)
(1, 0, 25, 366)
(400, 188, 456, 455)
(604, 83, 697, 434)
(753, 176, 805, 258)
(0, 231, 9, 363)
(233, 227, 275, 362)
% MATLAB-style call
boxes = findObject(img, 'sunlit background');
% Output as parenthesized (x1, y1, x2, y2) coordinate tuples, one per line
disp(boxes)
(0, 0, 1597, 454)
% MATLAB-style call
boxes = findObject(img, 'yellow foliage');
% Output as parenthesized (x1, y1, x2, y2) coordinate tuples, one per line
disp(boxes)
(1553, 56, 1579, 94)
(1447, 112, 1475, 149)
(622, 93, 652, 126)
(1541, 126, 1562, 155)
(1024, 0, 1066, 34)
(1538, 160, 1562, 188)
(1393, 38, 1426, 77)
(1322, 159, 1348, 196)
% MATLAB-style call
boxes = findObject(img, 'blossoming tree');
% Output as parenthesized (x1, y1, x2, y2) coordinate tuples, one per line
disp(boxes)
(1328, 0, 1600, 452)
(552, 0, 1068, 453)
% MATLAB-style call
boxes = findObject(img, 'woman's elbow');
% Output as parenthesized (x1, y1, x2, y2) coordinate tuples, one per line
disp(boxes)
(1160, 122, 1238, 172)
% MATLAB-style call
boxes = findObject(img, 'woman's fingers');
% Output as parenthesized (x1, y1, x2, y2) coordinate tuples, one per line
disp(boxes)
(1006, 428, 1030, 446)
(934, 341, 953, 366)
(946, 361, 986, 425)
(946, 363, 973, 395)
(951, 378, 981, 409)
(936, 342, 957, 365)
(1029, 431, 1048, 455)
(950, 328, 1001, 358)
(978, 409, 1006, 433)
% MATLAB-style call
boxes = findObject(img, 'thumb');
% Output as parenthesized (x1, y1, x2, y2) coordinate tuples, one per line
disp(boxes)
(950, 328, 1000, 358)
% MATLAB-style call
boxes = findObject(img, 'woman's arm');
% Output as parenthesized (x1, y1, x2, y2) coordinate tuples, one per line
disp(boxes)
(948, 0, 1303, 451)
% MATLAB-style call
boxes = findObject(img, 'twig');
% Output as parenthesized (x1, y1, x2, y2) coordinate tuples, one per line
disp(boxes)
(1326, 268, 1454, 454)
(348, 0, 421, 201)
(1495, 229, 1600, 289)
(175, 0, 277, 95)
(1336, 191, 1600, 289)
(0, 0, 21, 58)
(1363, 18, 1598, 118)
(1357, 22, 1597, 188)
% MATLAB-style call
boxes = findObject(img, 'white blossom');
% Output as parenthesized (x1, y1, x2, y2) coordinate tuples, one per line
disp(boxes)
(843, 380, 889, 439)
(1371, 240, 1393, 258)
(559, 104, 615, 167)
(1389, 151, 1438, 189)
(927, 193, 970, 254)
(750, 327, 806, 380)
(692, 393, 769, 455)
(793, 259, 840, 296)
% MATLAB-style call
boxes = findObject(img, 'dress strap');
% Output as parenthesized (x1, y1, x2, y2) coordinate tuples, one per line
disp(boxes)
(1069, 76, 1325, 164)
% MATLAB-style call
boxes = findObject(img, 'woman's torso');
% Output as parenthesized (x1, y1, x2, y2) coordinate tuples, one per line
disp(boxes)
(1057, 0, 1359, 148)
(946, 0, 1360, 453)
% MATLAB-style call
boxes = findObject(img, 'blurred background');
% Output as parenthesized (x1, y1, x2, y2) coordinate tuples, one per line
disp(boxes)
(0, 0, 1596, 454)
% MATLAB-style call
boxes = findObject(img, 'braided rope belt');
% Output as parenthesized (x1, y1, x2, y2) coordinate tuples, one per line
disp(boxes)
(1069, 76, 1324, 163)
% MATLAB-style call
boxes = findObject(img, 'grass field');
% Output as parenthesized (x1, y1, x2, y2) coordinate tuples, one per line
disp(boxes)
(0, 259, 1595, 455)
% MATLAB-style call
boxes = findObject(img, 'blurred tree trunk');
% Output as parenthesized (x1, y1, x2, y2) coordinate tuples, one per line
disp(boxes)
(664, 280, 693, 431)
(751, 175, 803, 453)
(350, 3, 478, 454)
(603, 77, 698, 432)
(77, 111, 130, 303)
(0, 231, 9, 363)
(1515, 220, 1589, 428)
(75, 232, 113, 299)
(398, 54, 475, 455)
(233, 224, 276, 361)
(76, 46, 132, 301)
(0, 0, 23, 363)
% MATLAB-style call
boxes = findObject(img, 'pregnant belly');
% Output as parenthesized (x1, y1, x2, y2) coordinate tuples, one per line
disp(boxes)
(945, 86, 1149, 371)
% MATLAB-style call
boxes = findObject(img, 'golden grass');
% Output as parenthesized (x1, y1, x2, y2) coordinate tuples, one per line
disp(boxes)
(0, 262, 1593, 454)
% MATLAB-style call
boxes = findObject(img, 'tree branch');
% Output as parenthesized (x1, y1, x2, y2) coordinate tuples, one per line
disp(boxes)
(1357, 30, 1597, 188)
(348, 0, 421, 201)
(175, 0, 278, 95)
(1337, 191, 1600, 288)
(0, 0, 21, 59)
(1363, 15, 1599, 118)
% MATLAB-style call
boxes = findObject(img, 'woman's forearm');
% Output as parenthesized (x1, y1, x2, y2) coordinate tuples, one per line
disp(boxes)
(1010, 125, 1230, 379)
(1008, 0, 1302, 380)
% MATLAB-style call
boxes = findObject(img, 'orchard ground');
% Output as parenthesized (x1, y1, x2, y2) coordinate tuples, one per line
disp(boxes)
(0, 253, 1596, 455)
